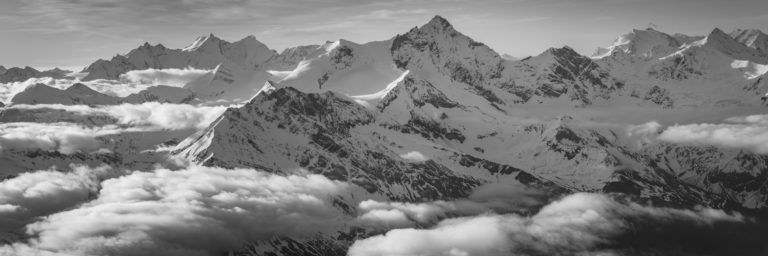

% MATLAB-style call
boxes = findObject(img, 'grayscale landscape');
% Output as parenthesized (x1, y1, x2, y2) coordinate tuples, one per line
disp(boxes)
(1, 0, 767, 255)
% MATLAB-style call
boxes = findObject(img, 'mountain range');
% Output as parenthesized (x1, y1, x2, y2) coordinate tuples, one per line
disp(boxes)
(2, 15, 768, 255)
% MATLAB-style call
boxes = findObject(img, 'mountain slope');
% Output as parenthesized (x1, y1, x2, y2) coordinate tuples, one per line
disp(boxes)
(172, 16, 768, 210)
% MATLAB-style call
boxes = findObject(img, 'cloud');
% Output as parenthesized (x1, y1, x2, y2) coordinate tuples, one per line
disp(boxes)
(358, 200, 467, 225)
(398, 151, 429, 162)
(9, 103, 226, 130)
(102, 103, 226, 130)
(349, 193, 757, 256)
(1, 165, 354, 256)
(0, 165, 116, 230)
(627, 121, 662, 138)
(658, 114, 768, 153)
(0, 122, 114, 154)
(119, 68, 211, 87)
(626, 121, 662, 147)
(356, 180, 550, 227)
(0, 103, 225, 153)
(0, 77, 157, 104)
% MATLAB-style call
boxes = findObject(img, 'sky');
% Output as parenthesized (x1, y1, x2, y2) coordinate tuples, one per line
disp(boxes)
(0, 0, 767, 70)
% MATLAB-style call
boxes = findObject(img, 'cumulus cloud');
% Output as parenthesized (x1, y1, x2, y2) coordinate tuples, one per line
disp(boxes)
(0, 165, 116, 230)
(1, 166, 354, 256)
(658, 114, 768, 154)
(119, 68, 211, 87)
(349, 193, 757, 256)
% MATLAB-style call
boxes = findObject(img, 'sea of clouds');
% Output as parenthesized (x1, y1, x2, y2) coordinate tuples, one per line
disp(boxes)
(0, 164, 764, 256)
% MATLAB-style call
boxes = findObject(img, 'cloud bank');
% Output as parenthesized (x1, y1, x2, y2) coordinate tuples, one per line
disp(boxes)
(0, 122, 115, 154)
(658, 114, 768, 154)
(119, 68, 211, 87)
(349, 193, 761, 256)
(102, 102, 226, 130)
(0, 165, 354, 256)
(0, 103, 226, 153)
(0, 165, 115, 230)
(0, 78, 158, 104)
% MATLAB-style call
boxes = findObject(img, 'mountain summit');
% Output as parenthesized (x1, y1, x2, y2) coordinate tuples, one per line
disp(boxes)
(81, 34, 277, 80)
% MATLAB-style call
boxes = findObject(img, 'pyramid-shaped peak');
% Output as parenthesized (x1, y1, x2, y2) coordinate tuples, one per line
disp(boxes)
(236, 35, 260, 44)
(708, 28, 729, 37)
(184, 33, 226, 51)
(544, 46, 580, 57)
(421, 15, 454, 31)
(232, 35, 271, 48)
(704, 27, 740, 45)
(65, 83, 98, 93)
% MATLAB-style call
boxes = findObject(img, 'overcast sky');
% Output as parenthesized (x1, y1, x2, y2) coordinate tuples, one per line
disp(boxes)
(1, 0, 767, 70)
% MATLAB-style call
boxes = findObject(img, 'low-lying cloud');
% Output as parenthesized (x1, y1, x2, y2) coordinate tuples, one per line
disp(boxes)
(0, 78, 158, 104)
(1, 103, 226, 153)
(119, 68, 211, 87)
(398, 151, 429, 162)
(357, 181, 551, 228)
(0, 122, 116, 154)
(658, 114, 768, 154)
(0, 165, 116, 230)
(0, 165, 354, 256)
(103, 102, 225, 130)
(349, 193, 761, 256)
(10, 103, 226, 130)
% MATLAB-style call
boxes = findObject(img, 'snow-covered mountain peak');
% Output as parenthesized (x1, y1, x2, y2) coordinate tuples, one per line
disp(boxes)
(391, 15, 503, 72)
(183, 33, 224, 52)
(541, 46, 580, 58)
(82, 33, 278, 81)
(127, 42, 167, 56)
(231, 35, 270, 50)
(592, 28, 681, 59)
(321, 39, 358, 53)
(421, 15, 454, 33)
(698, 27, 768, 63)
(730, 28, 768, 55)
(703, 28, 731, 43)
